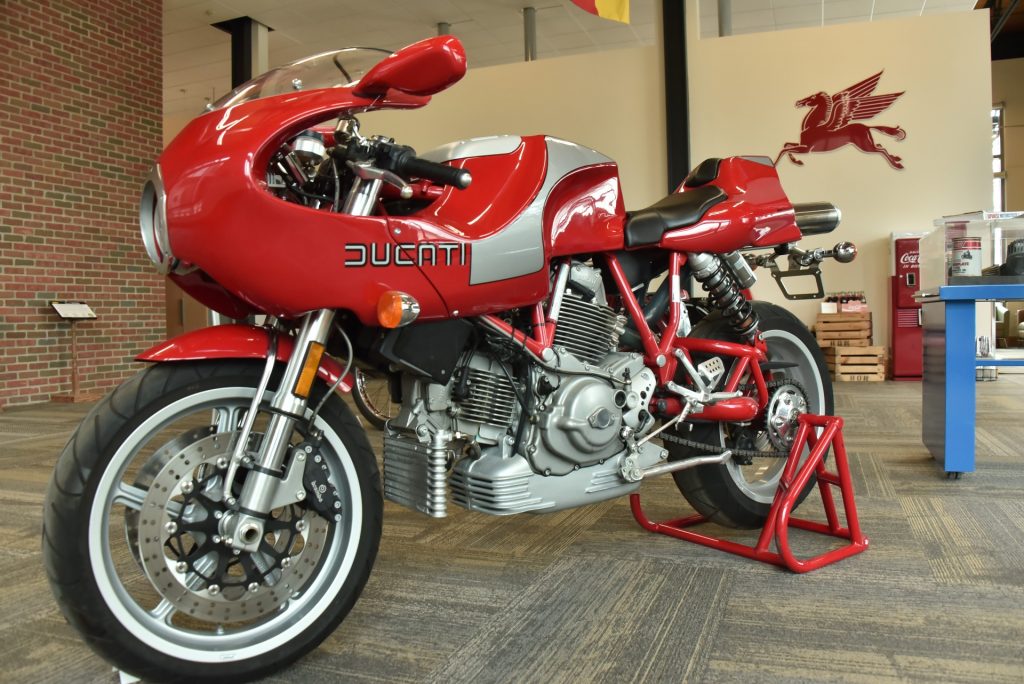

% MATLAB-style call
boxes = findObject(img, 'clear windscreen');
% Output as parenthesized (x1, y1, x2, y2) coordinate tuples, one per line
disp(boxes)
(209, 47, 393, 111)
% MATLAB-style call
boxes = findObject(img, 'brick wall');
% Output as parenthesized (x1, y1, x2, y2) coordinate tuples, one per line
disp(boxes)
(0, 0, 164, 409)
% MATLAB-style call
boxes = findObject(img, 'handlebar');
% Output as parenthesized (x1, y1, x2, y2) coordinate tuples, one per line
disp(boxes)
(792, 202, 841, 235)
(394, 153, 472, 190)
(377, 143, 472, 190)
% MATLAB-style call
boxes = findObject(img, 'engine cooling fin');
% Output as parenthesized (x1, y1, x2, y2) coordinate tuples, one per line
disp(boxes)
(456, 367, 517, 428)
(553, 295, 622, 364)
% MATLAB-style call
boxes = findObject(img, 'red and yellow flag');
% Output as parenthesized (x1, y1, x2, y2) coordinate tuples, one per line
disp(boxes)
(570, 0, 630, 24)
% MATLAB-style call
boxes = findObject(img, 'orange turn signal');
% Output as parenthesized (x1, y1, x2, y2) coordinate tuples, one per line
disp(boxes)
(293, 341, 325, 399)
(377, 290, 420, 328)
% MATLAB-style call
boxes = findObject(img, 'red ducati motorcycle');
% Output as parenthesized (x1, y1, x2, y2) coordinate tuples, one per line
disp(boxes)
(44, 36, 855, 682)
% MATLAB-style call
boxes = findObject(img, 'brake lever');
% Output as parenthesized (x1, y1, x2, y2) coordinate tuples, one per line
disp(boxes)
(345, 160, 413, 199)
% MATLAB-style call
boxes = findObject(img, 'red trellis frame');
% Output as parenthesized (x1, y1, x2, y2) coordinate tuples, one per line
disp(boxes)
(630, 413, 868, 573)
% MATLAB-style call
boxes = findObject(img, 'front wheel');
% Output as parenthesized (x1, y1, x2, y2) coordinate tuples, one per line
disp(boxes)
(668, 302, 833, 528)
(43, 360, 382, 683)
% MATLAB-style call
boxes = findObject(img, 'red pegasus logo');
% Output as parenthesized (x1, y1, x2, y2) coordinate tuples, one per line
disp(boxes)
(775, 71, 906, 169)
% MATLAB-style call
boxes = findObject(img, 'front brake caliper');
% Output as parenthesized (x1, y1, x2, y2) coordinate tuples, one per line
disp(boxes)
(301, 443, 343, 520)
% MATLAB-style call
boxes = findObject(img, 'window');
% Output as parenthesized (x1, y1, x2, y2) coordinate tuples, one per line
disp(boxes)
(993, 106, 1006, 212)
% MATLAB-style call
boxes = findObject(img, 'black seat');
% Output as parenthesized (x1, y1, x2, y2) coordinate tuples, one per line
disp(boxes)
(624, 185, 727, 248)
(682, 157, 722, 188)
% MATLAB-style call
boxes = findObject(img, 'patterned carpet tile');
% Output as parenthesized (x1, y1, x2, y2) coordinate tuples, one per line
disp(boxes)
(899, 495, 1024, 586)
(706, 578, 1024, 683)
(3, 378, 1024, 682)
(425, 556, 732, 684)
(380, 497, 617, 558)
(290, 546, 555, 683)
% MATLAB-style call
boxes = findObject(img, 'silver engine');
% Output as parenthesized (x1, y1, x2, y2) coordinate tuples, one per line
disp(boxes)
(383, 263, 664, 517)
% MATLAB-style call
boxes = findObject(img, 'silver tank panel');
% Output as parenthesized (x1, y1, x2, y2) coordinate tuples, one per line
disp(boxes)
(425, 136, 614, 286)
(421, 135, 524, 162)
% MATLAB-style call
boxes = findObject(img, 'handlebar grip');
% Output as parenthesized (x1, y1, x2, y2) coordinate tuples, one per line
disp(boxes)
(793, 202, 841, 235)
(396, 155, 472, 190)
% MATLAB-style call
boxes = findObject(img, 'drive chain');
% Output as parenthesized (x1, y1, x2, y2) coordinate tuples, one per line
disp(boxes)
(659, 431, 790, 459)
(656, 378, 811, 459)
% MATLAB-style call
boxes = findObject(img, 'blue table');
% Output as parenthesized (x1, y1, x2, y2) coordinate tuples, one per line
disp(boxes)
(921, 284, 1024, 475)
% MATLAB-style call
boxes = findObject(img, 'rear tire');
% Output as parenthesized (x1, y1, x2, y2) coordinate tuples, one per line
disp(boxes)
(668, 302, 833, 528)
(43, 360, 382, 683)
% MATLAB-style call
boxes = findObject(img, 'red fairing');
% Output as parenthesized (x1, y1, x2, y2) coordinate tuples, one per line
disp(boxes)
(159, 87, 446, 323)
(545, 163, 625, 256)
(659, 157, 801, 254)
(414, 140, 545, 231)
(354, 36, 467, 98)
(137, 324, 352, 392)
(385, 136, 554, 316)
(169, 269, 257, 320)
(388, 136, 626, 316)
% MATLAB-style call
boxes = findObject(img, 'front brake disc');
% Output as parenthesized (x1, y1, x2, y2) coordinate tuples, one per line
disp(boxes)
(137, 432, 329, 623)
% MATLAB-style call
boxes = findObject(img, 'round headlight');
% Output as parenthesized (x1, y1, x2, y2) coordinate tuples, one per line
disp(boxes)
(139, 179, 161, 266)
(139, 165, 173, 274)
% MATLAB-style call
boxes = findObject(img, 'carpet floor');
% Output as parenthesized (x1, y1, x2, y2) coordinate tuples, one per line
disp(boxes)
(2, 376, 1022, 683)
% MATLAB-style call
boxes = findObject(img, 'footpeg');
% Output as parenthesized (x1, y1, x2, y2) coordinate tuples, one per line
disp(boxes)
(696, 356, 724, 389)
(670, 349, 741, 406)
(665, 379, 742, 407)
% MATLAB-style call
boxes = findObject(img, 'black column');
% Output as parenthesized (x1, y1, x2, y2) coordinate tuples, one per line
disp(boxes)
(212, 16, 268, 88)
(662, 0, 689, 193)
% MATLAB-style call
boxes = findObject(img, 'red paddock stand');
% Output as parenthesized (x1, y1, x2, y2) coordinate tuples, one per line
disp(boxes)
(630, 414, 868, 573)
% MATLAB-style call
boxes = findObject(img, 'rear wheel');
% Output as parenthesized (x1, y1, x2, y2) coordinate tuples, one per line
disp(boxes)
(668, 302, 833, 529)
(43, 360, 382, 683)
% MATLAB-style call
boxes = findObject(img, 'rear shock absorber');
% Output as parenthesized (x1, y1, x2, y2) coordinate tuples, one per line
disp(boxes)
(687, 252, 759, 340)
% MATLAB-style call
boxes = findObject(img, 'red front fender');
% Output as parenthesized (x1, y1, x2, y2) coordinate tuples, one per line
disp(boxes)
(136, 324, 352, 392)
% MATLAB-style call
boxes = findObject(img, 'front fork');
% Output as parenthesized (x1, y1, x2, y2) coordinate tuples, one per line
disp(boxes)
(218, 133, 385, 550)
(220, 309, 335, 552)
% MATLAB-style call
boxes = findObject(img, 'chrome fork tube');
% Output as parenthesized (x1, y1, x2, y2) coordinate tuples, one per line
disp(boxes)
(258, 309, 335, 473)
(343, 177, 382, 216)
(222, 309, 335, 551)
(221, 332, 279, 500)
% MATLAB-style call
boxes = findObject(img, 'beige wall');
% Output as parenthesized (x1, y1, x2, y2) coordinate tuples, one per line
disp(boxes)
(685, 1, 992, 346)
(164, 47, 668, 206)
(163, 13, 994, 350)
(164, 111, 195, 146)
(361, 45, 667, 209)
(993, 58, 1024, 210)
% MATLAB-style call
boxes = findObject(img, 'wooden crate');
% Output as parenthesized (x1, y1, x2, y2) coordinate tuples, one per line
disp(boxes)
(818, 338, 873, 348)
(814, 312, 872, 347)
(824, 346, 886, 382)
(817, 312, 871, 322)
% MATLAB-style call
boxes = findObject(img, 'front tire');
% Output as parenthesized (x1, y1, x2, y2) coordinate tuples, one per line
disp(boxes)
(668, 302, 833, 528)
(43, 360, 382, 683)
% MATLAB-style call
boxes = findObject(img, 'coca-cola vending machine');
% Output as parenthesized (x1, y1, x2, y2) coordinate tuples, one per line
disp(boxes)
(891, 234, 923, 379)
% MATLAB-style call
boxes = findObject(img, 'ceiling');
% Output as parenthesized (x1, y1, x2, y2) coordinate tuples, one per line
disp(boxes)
(977, 0, 1024, 60)
(164, 0, 979, 119)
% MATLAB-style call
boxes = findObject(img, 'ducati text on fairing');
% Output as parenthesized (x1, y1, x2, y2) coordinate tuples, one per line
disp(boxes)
(343, 241, 470, 268)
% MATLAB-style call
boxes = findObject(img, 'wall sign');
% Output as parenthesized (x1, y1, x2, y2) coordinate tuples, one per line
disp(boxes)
(775, 71, 906, 170)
